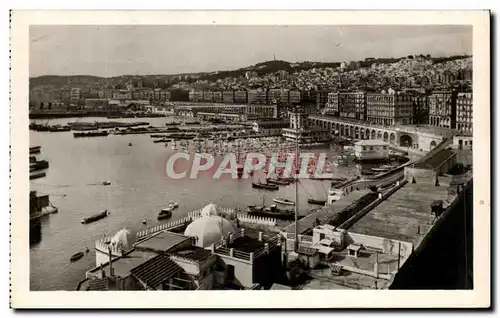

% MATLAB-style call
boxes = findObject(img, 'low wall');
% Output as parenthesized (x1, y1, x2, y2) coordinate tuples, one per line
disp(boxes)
(237, 214, 277, 227)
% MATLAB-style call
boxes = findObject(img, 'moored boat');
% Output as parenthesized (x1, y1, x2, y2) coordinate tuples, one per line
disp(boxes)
(70, 252, 84, 262)
(81, 210, 109, 224)
(308, 198, 327, 205)
(247, 204, 303, 221)
(158, 208, 172, 220)
(267, 178, 290, 185)
(252, 181, 279, 191)
(273, 197, 295, 205)
(73, 131, 109, 138)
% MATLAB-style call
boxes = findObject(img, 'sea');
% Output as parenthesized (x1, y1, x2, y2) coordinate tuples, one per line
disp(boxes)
(29, 116, 362, 291)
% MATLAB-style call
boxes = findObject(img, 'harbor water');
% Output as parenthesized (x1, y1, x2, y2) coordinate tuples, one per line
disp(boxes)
(30, 117, 362, 291)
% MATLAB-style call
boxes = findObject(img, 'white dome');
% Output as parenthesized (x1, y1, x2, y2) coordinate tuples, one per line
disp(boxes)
(110, 228, 137, 251)
(201, 203, 218, 217)
(184, 215, 235, 248)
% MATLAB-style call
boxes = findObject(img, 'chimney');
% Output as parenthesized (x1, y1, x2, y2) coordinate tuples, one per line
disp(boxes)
(108, 246, 114, 277)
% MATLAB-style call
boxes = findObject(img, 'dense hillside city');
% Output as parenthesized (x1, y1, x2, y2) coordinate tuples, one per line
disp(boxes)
(30, 54, 471, 106)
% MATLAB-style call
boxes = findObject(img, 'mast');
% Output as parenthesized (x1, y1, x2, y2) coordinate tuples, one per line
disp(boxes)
(294, 106, 300, 253)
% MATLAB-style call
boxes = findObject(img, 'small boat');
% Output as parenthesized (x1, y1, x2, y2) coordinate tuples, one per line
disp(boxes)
(128, 142, 133, 146)
(308, 198, 327, 205)
(169, 202, 179, 209)
(158, 208, 172, 220)
(273, 197, 295, 205)
(252, 181, 279, 191)
(30, 172, 46, 180)
(102, 180, 111, 186)
(81, 210, 109, 224)
(70, 252, 84, 262)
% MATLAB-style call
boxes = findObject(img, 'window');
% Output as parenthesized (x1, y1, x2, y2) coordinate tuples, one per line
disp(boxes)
(383, 146, 388, 150)
(370, 146, 374, 151)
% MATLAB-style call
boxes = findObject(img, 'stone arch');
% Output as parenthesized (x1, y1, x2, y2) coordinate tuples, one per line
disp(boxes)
(365, 129, 370, 139)
(383, 132, 389, 142)
(371, 130, 376, 139)
(389, 133, 396, 145)
(400, 134, 413, 147)
(377, 131, 383, 140)
(360, 128, 365, 140)
(349, 126, 354, 137)
(354, 127, 360, 139)
(430, 140, 437, 149)
(340, 124, 345, 136)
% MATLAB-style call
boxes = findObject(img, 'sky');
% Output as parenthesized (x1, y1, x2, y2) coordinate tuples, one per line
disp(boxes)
(29, 25, 472, 78)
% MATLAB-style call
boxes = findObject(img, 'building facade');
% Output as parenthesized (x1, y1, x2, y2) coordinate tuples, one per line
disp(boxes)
(252, 119, 289, 136)
(366, 92, 413, 126)
(412, 94, 429, 125)
(456, 92, 472, 133)
(428, 91, 458, 129)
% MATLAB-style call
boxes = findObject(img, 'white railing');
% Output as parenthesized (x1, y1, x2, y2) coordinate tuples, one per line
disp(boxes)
(136, 216, 192, 239)
(237, 213, 277, 227)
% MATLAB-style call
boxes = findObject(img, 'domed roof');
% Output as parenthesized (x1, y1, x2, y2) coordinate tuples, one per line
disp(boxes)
(184, 215, 235, 248)
(110, 228, 137, 251)
(201, 203, 218, 217)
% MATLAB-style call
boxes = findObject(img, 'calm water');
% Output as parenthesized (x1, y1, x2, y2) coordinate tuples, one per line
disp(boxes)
(29, 117, 358, 291)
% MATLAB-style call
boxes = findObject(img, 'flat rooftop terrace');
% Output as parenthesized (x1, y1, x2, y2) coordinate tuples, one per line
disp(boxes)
(283, 190, 370, 234)
(135, 230, 191, 253)
(349, 176, 454, 245)
(88, 249, 157, 278)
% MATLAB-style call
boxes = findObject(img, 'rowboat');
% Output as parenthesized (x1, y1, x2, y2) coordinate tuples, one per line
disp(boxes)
(308, 198, 327, 205)
(158, 207, 172, 220)
(70, 252, 84, 262)
(273, 197, 295, 205)
(252, 181, 279, 191)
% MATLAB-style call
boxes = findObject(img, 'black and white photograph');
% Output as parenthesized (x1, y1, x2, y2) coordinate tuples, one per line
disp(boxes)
(10, 10, 490, 308)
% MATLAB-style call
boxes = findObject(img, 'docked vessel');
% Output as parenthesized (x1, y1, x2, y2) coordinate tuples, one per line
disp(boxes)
(252, 181, 279, 191)
(247, 204, 302, 221)
(307, 198, 327, 205)
(73, 131, 109, 138)
(102, 180, 111, 186)
(30, 172, 46, 180)
(273, 197, 295, 205)
(81, 210, 109, 224)
(158, 208, 173, 220)
(29, 146, 41, 154)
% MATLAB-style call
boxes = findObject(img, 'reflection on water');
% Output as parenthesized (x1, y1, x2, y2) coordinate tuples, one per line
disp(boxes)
(29, 117, 362, 291)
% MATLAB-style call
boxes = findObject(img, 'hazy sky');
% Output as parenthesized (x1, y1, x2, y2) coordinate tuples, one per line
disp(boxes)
(30, 25, 472, 78)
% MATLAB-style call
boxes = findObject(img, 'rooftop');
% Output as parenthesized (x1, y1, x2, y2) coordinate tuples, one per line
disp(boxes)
(283, 190, 370, 234)
(134, 230, 191, 253)
(349, 177, 454, 245)
(129, 254, 184, 288)
(172, 246, 213, 262)
(413, 148, 456, 170)
(88, 249, 157, 278)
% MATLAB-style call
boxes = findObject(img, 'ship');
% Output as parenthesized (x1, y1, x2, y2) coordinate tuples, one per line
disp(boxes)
(81, 210, 109, 224)
(73, 131, 109, 138)
(30, 172, 46, 180)
(252, 181, 279, 191)
(157, 207, 173, 220)
(247, 204, 303, 221)
(29, 146, 41, 154)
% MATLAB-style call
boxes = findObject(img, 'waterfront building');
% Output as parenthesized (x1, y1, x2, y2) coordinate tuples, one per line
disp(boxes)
(428, 91, 458, 129)
(452, 134, 473, 151)
(327, 92, 367, 121)
(79, 204, 283, 291)
(282, 127, 329, 143)
(252, 119, 289, 136)
(112, 90, 133, 100)
(366, 91, 413, 126)
(456, 92, 473, 133)
(353, 140, 390, 161)
(412, 94, 429, 125)
(70, 88, 82, 101)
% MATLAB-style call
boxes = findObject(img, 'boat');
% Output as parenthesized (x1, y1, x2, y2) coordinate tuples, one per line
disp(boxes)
(247, 204, 302, 221)
(102, 180, 111, 186)
(273, 197, 295, 205)
(70, 252, 84, 262)
(158, 208, 172, 220)
(128, 142, 133, 146)
(29, 146, 41, 154)
(30, 172, 46, 180)
(73, 131, 109, 138)
(81, 210, 109, 224)
(308, 198, 327, 205)
(169, 202, 179, 209)
(267, 178, 290, 185)
(252, 181, 279, 191)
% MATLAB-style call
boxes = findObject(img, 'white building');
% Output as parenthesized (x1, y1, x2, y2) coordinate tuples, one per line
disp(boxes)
(252, 120, 289, 136)
(354, 140, 390, 161)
